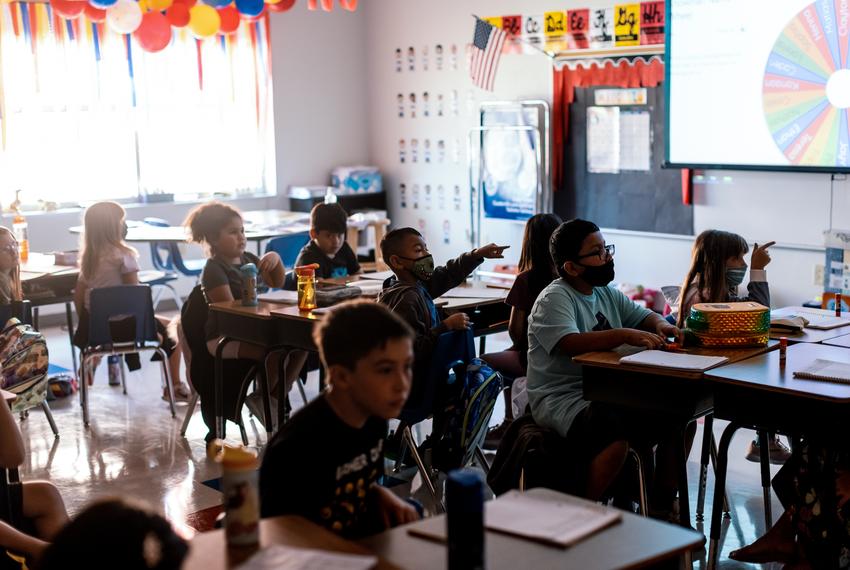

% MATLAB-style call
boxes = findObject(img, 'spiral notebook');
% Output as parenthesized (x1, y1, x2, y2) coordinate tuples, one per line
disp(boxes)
(793, 359, 850, 384)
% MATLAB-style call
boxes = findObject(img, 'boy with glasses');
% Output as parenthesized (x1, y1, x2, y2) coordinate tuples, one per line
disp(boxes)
(527, 219, 685, 515)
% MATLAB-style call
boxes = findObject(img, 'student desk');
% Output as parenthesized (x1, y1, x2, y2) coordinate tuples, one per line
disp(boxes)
(823, 333, 850, 348)
(183, 515, 395, 570)
(770, 306, 850, 343)
(359, 489, 703, 570)
(703, 343, 850, 569)
(574, 343, 776, 529)
(20, 253, 80, 373)
(209, 288, 510, 439)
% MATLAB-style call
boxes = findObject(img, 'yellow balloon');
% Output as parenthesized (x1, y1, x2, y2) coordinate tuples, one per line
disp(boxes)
(148, 0, 173, 11)
(188, 4, 220, 38)
(265, 0, 282, 4)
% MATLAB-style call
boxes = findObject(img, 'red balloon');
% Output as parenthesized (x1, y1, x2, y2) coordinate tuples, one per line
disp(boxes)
(51, 0, 87, 19)
(134, 11, 171, 52)
(267, 0, 295, 12)
(84, 3, 107, 22)
(172, 0, 197, 7)
(240, 5, 264, 20)
(217, 5, 239, 33)
(165, 2, 190, 27)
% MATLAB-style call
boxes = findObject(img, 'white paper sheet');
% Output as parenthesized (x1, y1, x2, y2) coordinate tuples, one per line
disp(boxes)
(258, 290, 298, 304)
(237, 546, 377, 570)
(619, 350, 728, 371)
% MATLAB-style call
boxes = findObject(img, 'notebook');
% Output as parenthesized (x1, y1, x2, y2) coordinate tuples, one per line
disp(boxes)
(257, 290, 298, 304)
(793, 359, 850, 384)
(619, 350, 728, 371)
(408, 488, 621, 548)
(773, 309, 850, 330)
(769, 315, 808, 334)
(357, 270, 394, 282)
(439, 286, 508, 299)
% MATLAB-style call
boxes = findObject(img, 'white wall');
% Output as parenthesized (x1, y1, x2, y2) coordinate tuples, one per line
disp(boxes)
(269, 4, 370, 195)
(363, 0, 850, 308)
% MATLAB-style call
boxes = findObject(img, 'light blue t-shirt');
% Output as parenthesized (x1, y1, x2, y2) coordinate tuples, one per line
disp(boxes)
(526, 279, 652, 438)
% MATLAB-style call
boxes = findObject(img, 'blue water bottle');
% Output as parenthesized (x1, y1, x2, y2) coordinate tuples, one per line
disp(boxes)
(446, 469, 485, 570)
(240, 263, 259, 307)
(107, 355, 121, 386)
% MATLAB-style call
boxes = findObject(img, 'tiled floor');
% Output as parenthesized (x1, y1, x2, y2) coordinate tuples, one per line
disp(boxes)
(19, 319, 788, 567)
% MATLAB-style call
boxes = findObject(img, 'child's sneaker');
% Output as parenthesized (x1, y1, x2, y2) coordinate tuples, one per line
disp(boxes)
(745, 435, 791, 465)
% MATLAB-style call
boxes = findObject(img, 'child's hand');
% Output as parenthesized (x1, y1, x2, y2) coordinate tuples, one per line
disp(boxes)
(474, 243, 509, 259)
(620, 329, 666, 349)
(374, 485, 420, 528)
(751, 241, 775, 270)
(443, 312, 470, 331)
(259, 252, 282, 273)
(655, 321, 684, 344)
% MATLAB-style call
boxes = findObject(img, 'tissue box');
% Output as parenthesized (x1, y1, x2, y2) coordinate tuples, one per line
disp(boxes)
(331, 166, 382, 195)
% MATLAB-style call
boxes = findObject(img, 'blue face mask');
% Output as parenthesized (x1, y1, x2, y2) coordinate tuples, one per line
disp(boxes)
(726, 265, 747, 288)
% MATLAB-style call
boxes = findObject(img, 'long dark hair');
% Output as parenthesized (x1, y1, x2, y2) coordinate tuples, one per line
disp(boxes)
(676, 229, 749, 328)
(519, 213, 562, 287)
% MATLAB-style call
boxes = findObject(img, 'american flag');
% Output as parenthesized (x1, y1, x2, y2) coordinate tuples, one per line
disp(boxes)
(470, 18, 506, 91)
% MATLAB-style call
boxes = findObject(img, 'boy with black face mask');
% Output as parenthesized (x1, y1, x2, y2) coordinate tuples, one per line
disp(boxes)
(378, 227, 507, 410)
(527, 219, 686, 512)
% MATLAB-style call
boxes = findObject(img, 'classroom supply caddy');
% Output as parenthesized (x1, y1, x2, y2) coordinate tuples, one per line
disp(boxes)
(685, 302, 770, 348)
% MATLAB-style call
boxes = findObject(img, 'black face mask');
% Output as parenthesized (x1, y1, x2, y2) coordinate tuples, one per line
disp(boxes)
(578, 259, 615, 287)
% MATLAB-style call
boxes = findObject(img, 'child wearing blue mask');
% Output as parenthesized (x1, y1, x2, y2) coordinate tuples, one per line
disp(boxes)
(677, 229, 783, 463)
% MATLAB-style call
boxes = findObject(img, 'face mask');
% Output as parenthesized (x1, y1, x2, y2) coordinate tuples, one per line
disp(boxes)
(726, 265, 747, 288)
(122, 222, 128, 239)
(398, 254, 435, 281)
(578, 259, 615, 287)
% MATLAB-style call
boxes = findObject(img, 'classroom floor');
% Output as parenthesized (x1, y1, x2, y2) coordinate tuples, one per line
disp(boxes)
(19, 318, 786, 569)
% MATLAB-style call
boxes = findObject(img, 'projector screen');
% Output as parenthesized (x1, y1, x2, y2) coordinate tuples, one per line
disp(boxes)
(666, 0, 850, 172)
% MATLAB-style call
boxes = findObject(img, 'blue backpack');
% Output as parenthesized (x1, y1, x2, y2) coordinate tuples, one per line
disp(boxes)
(432, 358, 503, 472)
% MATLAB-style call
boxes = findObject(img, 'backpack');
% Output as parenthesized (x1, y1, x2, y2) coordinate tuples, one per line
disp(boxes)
(0, 319, 49, 413)
(432, 358, 503, 472)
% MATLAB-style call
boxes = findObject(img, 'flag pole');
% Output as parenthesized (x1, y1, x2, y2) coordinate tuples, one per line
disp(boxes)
(471, 14, 555, 61)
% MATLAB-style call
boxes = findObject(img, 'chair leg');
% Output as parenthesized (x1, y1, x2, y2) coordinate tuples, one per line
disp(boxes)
(709, 431, 732, 516)
(41, 401, 59, 438)
(629, 447, 650, 517)
(473, 446, 490, 474)
(403, 426, 440, 511)
(151, 287, 164, 311)
(237, 418, 249, 446)
(166, 284, 182, 311)
(156, 348, 176, 418)
(297, 378, 308, 406)
(65, 302, 78, 381)
(758, 430, 773, 529)
(80, 354, 90, 428)
(119, 358, 128, 395)
(180, 392, 199, 437)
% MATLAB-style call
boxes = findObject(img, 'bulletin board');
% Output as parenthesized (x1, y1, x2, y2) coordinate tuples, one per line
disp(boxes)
(554, 84, 693, 235)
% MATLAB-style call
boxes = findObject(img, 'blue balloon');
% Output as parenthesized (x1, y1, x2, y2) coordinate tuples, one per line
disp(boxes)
(90, 0, 118, 8)
(201, 0, 231, 8)
(235, 0, 262, 17)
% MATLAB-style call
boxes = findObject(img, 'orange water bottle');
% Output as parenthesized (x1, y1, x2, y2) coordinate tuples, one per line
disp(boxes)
(295, 264, 319, 311)
(11, 191, 27, 263)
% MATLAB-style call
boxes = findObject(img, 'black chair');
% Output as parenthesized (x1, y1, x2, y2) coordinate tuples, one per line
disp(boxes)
(79, 286, 174, 427)
(395, 330, 475, 507)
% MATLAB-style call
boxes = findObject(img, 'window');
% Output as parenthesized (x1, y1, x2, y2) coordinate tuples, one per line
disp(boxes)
(0, 4, 275, 207)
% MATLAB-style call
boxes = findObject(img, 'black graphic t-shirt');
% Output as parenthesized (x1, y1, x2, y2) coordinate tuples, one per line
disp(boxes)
(294, 241, 361, 279)
(259, 395, 386, 538)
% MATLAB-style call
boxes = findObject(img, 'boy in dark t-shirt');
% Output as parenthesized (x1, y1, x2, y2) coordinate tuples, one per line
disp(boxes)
(294, 202, 361, 278)
(259, 301, 419, 538)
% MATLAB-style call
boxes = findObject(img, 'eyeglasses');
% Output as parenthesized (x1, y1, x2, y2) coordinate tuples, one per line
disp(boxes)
(576, 243, 615, 261)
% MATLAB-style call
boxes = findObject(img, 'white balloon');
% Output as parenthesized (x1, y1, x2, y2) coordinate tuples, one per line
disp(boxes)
(106, 0, 142, 34)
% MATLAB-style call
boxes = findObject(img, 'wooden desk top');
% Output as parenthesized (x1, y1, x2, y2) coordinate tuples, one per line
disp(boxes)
(19, 253, 78, 281)
(574, 342, 777, 380)
(209, 300, 277, 320)
(183, 515, 396, 570)
(704, 342, 850, 402)
(360, 490, 702, 570)
(824, 333, 850, 348)
(770, 306, 850, 344)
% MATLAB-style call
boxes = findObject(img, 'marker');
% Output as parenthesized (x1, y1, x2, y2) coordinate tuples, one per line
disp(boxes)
(779, 337, 787, 367)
